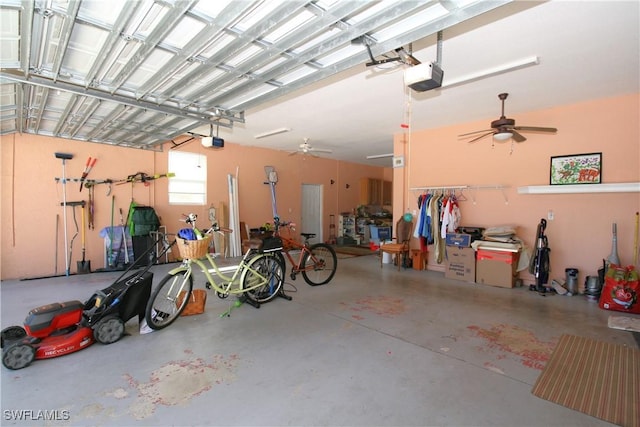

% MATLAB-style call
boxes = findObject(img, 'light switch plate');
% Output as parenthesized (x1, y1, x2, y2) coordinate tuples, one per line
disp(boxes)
(393, 156, 404, 168)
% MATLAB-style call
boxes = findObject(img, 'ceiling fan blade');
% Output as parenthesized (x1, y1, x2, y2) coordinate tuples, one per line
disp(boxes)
(311, 148, 332, 153)
(513, 126, 557, 133)
(459, 129, 493, 137)
(466, 131, 495, 144)
(511, 130, 527, 142)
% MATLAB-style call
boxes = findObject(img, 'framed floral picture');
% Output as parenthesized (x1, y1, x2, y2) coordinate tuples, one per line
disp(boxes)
(550, 152, 602, 185)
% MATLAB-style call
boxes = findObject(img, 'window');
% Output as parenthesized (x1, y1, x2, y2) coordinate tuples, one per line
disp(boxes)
(168, 151, 206, 205)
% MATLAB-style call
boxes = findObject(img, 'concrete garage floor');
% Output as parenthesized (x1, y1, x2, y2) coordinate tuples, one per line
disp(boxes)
(1, 253, 637, 427)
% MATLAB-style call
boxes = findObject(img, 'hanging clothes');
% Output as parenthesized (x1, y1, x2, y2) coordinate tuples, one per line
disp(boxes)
(441, 194, 462, 237)
(440, 195, 451, 239)
(413, 188, 464, 261)
(414, 193, 427, 238)
(448, 197, 462, 232)
(429, 193, 445, 264)
(414, 193, 432, 241)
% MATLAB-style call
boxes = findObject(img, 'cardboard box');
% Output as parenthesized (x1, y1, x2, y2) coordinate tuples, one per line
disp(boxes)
(475, 249, 520, 288)
(445, 233, 472, 247)
(445, 247, 475, 282)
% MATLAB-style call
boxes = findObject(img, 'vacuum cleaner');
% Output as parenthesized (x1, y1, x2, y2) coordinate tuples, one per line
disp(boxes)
(529, 218, 551, 294)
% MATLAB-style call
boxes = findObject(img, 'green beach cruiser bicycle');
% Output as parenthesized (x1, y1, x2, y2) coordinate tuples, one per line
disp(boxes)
(144, 214, 285, 330)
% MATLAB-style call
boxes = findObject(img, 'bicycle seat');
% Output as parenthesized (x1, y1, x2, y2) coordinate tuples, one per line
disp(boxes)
(300, 233, 315, 240)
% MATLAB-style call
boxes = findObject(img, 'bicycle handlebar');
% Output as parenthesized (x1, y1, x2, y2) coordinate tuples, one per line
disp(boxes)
(181, 213, 233, 235)
(273, 217, 296, 231)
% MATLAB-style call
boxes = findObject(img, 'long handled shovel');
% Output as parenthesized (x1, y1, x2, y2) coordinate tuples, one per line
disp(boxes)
(77, 201, 91, 274)
(66, 202, 81, 276)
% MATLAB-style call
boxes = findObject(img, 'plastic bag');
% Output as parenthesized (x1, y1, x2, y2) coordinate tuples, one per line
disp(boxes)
(599, 264, 639, 314)
(178, 228, 197, 241)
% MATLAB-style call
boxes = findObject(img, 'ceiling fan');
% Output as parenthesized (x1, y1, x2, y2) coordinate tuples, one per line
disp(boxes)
(459, 93, 557, 144)
(289, 138, 332, 156)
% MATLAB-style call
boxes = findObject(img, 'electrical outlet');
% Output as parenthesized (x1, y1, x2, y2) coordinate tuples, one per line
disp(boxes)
(547, 210, 554, 221)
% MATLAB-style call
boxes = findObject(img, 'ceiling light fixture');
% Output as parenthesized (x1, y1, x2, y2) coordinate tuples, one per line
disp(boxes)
(441, 56, 539, 89)
(366, 153, 394, 159)
(254, 127, 291, 139)
(493, 131, 513, 142)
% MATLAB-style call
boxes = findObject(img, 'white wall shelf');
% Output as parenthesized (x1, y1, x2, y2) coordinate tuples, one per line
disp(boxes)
(517, 182, 640, 194)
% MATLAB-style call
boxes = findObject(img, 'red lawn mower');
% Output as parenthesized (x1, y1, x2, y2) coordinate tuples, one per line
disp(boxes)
(1, 259, 159, 370)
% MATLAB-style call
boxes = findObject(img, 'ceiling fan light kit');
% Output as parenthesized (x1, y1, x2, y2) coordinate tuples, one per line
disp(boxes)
(290, 138, 332, 156)
(493, 132, 513, 142)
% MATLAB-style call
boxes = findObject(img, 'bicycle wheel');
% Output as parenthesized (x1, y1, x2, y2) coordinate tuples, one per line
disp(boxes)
(275, 251, 287, 276)
(145, 271, 193, 330)
(241, 253, 285, 304)
(301, 243, 337, 286)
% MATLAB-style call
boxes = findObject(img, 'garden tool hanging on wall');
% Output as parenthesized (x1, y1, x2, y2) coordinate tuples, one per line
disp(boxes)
(77, 201, 91, 274)
(64, 201, 84, 276)
(115, 171, 175, 187)
(78, 157, 97, 192)
(529, 218, 551, 294)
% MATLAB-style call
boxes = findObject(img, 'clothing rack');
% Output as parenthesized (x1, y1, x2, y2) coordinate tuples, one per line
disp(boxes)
(410, 185, 509, 204)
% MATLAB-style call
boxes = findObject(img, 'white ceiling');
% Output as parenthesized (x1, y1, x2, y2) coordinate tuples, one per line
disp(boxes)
(1, 0, 638, 167)
(219, 0, 640, 166)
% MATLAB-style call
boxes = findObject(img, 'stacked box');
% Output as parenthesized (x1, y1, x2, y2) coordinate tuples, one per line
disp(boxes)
(445, 233, 472, 247)
(475, 249, 520, 288)
(444, 247, 475, 282)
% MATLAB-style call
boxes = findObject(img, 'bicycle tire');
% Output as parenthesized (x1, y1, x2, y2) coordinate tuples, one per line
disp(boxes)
(241, 253, 285, 304)
(145, 271, 193, 330)
(275, 251, 287, 275)
(248, 249, 288, 279)
(301, 243, 337, 286)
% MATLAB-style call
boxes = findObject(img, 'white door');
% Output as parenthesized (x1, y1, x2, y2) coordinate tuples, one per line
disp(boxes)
(301, 184, 323, 244)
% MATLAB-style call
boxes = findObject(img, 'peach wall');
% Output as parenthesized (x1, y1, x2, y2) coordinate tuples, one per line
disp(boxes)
(0, 135, 385, 280)
(394, 93, 640, 286)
